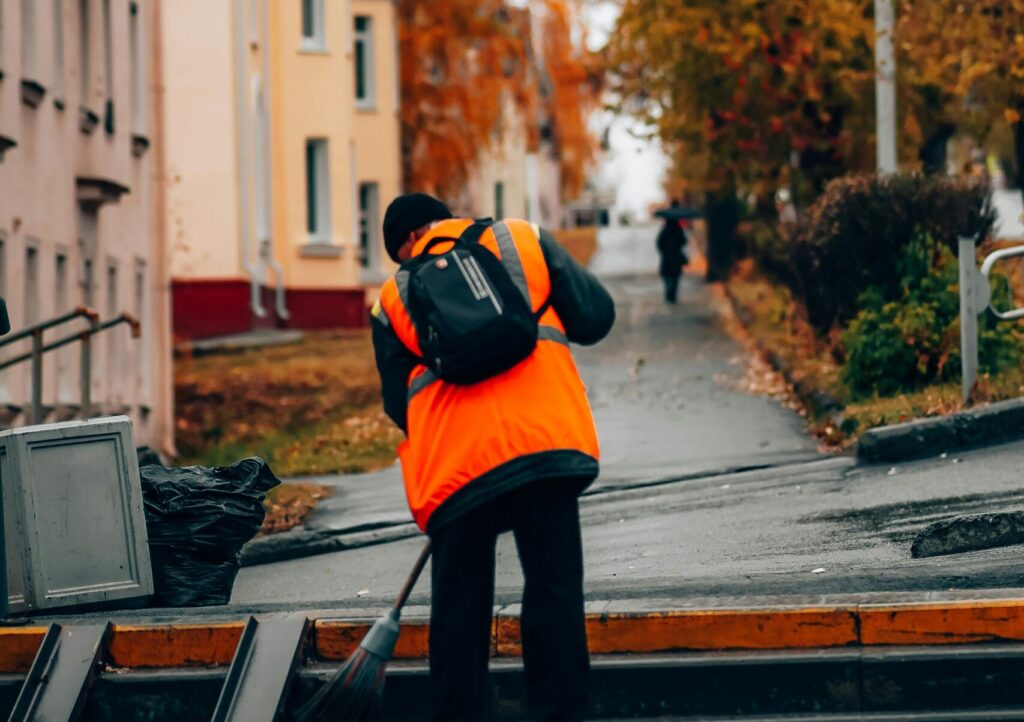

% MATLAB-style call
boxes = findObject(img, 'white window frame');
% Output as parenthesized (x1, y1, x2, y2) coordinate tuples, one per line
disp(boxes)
(300, 0, 325, 51)
(129, 1, 147, 136)
(358, 182, 380, 270)
(305, 138, 332, 244)
(21, 0, 36, 79)
(53, 0, 66, 103)
(79, 0, 91, 108)
(102, 0, 113, 131)
(354, 15, 375, 109)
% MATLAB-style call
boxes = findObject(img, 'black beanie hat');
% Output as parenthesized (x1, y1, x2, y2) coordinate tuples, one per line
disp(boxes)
(382, 193, 453, 262)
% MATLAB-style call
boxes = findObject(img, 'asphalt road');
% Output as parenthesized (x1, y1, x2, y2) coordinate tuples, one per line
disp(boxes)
(230, 225, 1024, 612)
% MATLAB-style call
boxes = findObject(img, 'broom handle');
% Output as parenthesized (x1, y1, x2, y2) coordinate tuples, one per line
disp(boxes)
(393, 540, 432, 612)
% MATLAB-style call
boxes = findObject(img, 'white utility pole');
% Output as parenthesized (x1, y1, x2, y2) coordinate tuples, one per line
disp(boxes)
(874, 0, 898, 174)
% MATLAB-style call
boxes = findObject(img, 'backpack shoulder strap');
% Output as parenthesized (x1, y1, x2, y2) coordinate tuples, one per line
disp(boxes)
(457, 220, 493, 245)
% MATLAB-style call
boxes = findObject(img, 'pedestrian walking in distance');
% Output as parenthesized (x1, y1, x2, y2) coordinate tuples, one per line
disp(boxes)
(371, 192, 616, 721)
(656, 200, 689, 304)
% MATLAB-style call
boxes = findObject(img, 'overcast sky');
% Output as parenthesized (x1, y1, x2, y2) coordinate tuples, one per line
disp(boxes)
(582, 1, 669, 221)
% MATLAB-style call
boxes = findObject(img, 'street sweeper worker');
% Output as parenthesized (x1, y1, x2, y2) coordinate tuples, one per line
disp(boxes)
(371, 192, 615, 722)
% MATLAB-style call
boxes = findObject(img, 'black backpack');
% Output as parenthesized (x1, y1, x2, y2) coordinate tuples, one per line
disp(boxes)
(400, 221, 549, 385)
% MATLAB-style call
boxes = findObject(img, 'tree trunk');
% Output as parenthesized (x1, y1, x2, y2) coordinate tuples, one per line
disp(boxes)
(1014, 105, 1024, 189)
(919, 122, 956, 176)
(704, 186, 740, 282)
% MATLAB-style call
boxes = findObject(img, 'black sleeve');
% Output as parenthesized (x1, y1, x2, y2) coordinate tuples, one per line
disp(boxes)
(371, 312, 417, 434)
(538, 229, 616, 346)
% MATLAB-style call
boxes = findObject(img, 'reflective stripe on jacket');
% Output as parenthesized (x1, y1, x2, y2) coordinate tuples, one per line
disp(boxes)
(378, 218, 600, 532)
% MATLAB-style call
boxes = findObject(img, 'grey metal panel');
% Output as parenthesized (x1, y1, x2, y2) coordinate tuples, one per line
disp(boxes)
(8, 622, 111, 722)
(2, 444, 28, 614)
(0, 417, 152, 612)
(211, 614, 309, 722)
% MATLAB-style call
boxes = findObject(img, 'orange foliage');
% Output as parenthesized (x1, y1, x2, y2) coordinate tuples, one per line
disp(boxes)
(397, 1, 599, 203)
(538, 1, 602, 198)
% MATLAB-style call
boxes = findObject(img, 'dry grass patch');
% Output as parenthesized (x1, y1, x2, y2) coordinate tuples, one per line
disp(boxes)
(175, 330, 403, 478)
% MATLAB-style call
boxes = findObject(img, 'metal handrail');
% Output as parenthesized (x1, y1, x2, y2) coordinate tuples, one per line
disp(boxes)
(0, 313, 140, 371)
(980, 243, 1024, 321)
(0, 311, 142, 424)
(0, 306, 99, 348)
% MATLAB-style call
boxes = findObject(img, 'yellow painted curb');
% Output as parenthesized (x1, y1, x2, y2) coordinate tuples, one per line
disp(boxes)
(6, 598, 1024, 673)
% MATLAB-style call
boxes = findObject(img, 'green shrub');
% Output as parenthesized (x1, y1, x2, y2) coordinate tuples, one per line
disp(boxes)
(841, 236, 1021, 398)
(789, 174, 995, 334)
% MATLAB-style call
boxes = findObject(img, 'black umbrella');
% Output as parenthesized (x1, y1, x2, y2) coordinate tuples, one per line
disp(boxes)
(654, 206, 702, 220)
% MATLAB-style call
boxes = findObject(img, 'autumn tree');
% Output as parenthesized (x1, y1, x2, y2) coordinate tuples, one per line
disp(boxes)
(897, 0, 1024, 185)
(398, 1, 599, 203)
(607, 0, 876, 279)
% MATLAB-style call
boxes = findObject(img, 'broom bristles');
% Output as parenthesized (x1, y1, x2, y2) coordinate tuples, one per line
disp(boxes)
(292, 609, 401, 722)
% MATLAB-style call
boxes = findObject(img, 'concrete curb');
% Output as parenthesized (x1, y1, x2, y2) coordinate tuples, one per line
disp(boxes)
(722, 282, 1024, 463)
(857, 397, 1024, 463)
(7, 592, 1024, 673)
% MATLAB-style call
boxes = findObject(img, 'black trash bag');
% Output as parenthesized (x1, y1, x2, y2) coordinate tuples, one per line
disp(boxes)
(136, 446, 162, 467)
(140, 457, 280, 607)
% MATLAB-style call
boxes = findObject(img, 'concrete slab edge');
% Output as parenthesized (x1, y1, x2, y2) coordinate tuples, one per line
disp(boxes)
(8, 591, 1024, 673)
(239, 523, 420, 567)
(857, 397, 1024, 464)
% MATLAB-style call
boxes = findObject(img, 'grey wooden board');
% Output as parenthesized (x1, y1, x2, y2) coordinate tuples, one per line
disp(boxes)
(210, 614, 309, 722)
(8, 623, 110, 722)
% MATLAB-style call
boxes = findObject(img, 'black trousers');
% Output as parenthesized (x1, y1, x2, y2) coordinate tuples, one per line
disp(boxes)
(428, 481, 590, 722)
(662, 274, 680, 304)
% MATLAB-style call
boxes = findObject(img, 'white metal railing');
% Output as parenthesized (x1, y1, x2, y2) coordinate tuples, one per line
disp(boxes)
(959, 237, 1024, 402)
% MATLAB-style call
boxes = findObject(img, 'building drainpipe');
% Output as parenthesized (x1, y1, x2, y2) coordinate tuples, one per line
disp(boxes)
(234, 0, 267, 320)
(258, 0, 289, 321)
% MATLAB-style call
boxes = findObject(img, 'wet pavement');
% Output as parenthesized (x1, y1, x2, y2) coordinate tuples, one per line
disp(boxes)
(231, 225, 1024, 610)
(255, 225, 821, 541)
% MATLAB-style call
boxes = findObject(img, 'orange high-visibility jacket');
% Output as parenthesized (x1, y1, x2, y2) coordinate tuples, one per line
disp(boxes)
(376, 218, 601, 532)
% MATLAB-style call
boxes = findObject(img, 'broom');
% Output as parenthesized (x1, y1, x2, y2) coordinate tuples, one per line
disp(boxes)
(292, 541, 432, 722)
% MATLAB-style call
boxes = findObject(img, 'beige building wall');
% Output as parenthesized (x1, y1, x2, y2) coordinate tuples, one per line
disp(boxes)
(0, 0, 173, 452)
(269, 0, 354, 290)
(352, 0, 402, 285)
(161, 0, 243, 280)
(459, 97, 529, 223)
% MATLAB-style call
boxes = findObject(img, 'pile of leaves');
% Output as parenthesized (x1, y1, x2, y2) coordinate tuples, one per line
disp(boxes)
(175, 331, 403, 478)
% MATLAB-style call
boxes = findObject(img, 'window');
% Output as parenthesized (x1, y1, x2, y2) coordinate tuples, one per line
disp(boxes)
(79, 0, 91, 106)
(55, 254, 72, 399)
(0, 236, 6, 298)
(24, 246, 39, 327)
(53, 0, 65, 103)
(129, 2, 144, 134)
(102, 0, 114, 133)
(305, 139, 331, 242)
(106, 260, 119, 401)
(358, 182, 379, 269)
(301, 0, 324, 50)
(495, 182, 505, 220)
(81, 257, 94, 306)
(354, 16, 374, 108)
(55, 254, 68, 312)
(21, 0, 36, 78)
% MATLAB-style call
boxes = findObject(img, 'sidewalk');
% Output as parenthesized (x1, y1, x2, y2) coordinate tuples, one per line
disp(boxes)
(240, 225, 822, 565)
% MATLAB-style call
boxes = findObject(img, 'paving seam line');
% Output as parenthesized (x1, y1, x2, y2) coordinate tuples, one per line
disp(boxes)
(7, 596, 1024, 672)
(243, 455, 855, 567)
